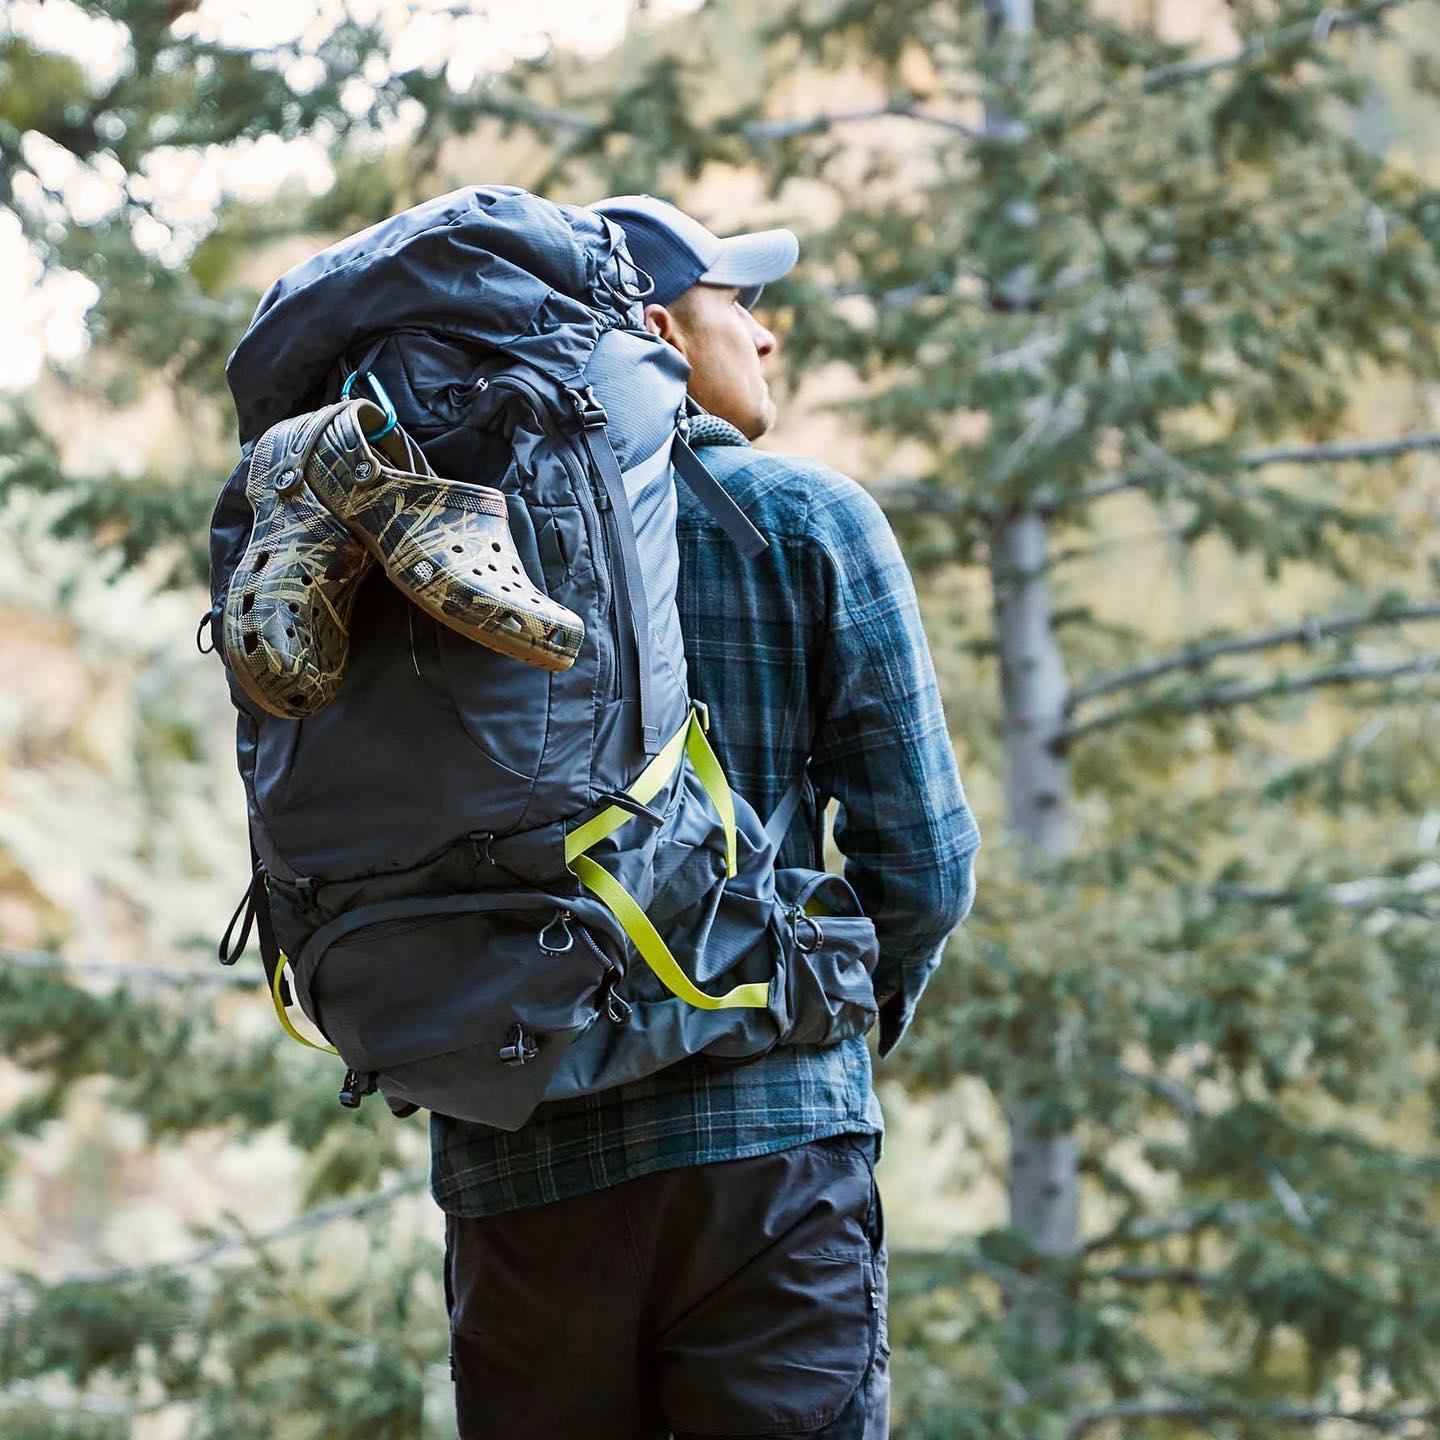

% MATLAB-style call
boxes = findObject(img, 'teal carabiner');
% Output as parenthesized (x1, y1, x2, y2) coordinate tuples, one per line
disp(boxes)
(340, 368, 398, 441)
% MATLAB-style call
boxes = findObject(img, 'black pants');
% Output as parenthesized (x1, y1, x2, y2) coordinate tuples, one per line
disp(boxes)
(445, 1133, 890, 1438)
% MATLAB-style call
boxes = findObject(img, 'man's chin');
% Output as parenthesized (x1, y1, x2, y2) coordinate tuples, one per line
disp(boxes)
(742, 395, 777, 442)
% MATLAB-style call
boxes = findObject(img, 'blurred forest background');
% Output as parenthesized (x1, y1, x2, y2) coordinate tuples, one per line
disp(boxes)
(2, 0, 1439, 1436)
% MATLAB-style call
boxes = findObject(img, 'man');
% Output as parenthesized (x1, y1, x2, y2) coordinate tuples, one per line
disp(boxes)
(433, 195, 980, 1440)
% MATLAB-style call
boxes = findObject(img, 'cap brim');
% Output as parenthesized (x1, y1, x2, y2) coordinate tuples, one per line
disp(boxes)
(699, 228, 798, 306)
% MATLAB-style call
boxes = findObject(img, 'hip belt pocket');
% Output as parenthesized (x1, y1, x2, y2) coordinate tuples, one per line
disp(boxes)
(292, 891, 621, 1130)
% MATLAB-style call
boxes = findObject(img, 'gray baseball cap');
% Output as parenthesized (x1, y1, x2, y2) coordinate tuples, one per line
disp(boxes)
(589, 193, 798, 309)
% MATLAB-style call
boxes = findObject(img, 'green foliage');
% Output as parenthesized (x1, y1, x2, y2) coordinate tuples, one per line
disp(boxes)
(5, 1, 1440, 1437)
(0, 958, 417, 1181)
(2, 1219, 442, 1439)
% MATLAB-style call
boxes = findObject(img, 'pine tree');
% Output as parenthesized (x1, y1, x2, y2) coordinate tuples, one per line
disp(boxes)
(441, 0, 1440, 1432)
(4, 2, 1440, 1437)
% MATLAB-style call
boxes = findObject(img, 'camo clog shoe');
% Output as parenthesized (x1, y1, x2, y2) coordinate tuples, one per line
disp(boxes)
(222, 403, 374, 719)
(306, 400, 584, 672)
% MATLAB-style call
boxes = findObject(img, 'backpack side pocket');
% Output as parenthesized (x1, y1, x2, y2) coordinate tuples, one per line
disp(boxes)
(773, 870, 880, 1049)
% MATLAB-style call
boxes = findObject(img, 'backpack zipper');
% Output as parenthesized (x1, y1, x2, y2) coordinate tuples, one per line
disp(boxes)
(567, 385, 642, 716)
(488, 372, 624, 703)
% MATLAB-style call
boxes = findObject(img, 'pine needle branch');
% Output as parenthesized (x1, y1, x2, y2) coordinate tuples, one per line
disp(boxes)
(1070, 602, 1440, 707)
(1084, 1201, 1260, 1255)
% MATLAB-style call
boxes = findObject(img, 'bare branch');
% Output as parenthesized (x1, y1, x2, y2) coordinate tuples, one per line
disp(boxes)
(1050, 429, 1440, 516)
(0, 1173, 427, 1305)
(468, 92, 600, 133)
(1137, 0, 1410, 96)
(1214, 862, 1440, 916)
(1113, 1065, 1199, 1117)
(867, 478, 970, 518)
(1069, 601, 1440, 707)
(744, 104, 985, 141)
(1061, 473, 1145, 509)
(1058, 654, 1440, 745)
(1245, 431, 1440, 469)
(472, 93, 987, 143)
(1065, 1396, 1439, 1440)
(1, 946, 248, 988)
(1089, 1263, 1215, 1287)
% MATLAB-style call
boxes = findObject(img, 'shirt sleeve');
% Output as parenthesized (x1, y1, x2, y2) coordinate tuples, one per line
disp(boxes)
(803, 476, 980, 1058)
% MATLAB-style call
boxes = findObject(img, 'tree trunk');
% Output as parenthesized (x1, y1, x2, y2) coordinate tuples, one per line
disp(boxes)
(983, 0, 1081, 1352)
(990, 512, 1079, 1349)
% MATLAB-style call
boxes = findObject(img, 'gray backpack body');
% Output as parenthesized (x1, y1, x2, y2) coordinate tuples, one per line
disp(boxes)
(208, 185, 878, 1129)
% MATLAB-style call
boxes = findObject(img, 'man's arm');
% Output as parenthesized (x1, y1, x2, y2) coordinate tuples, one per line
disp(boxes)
(804, 476, 980, 1058)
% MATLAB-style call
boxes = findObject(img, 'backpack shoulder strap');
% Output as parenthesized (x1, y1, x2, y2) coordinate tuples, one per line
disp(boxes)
(764, 773, 806, 853)
(672, 437, 769, 558)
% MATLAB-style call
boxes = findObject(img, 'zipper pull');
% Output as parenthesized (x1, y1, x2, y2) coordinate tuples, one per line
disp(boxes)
(539, 909, 574, 954)
(195, 599, 221, 655)
(604, 981, 632, 1026)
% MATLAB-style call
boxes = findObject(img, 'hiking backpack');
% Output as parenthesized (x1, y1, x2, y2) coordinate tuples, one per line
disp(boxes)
(207, 184, 879, 1129)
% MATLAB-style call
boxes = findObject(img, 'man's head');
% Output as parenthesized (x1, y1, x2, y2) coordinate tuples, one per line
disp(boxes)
(589, 195, 797, 441)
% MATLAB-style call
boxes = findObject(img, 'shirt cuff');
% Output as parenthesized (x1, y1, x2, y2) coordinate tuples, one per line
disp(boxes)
(872, 946, 944, 1058)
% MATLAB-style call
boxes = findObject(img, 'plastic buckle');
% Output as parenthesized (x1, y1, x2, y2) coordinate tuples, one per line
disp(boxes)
(338, 1068, 378, 1109)
(571, 384, 609, 429)
(340, 368, 398, 441)
(691, 699, 710, 733)
(597, 789, 666, 829)
(499, 1023, 540, 1066)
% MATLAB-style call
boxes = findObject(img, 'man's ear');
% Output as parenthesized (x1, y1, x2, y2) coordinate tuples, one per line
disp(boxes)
(643, 303, 688, 358)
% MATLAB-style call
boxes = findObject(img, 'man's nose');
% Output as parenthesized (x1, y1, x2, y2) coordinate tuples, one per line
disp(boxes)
(749, 314, 778, 358)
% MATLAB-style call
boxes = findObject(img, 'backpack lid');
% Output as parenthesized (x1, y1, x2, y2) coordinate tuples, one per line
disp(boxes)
(225, 186, 639, 445)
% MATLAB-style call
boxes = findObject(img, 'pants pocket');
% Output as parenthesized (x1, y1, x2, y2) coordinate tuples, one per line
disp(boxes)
(658, 1141, 880, 1437)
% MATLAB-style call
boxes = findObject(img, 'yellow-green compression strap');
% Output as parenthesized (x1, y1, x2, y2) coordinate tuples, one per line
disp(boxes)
(565, 710, 737, 877)
(565, 716, 691, 865)
(567, 708, 765, 1009)
(270, 958, 339, 1054)
(570, 855, 769, 1010)
(683, 713, 737, 879)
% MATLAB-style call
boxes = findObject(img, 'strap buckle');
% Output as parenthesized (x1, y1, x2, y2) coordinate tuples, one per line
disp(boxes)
(571, 384, 609, 429)
(338, 1068, 378, 1109)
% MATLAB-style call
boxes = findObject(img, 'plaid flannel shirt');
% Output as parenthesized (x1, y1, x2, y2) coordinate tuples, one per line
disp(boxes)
(429, 416, 979, 1218)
